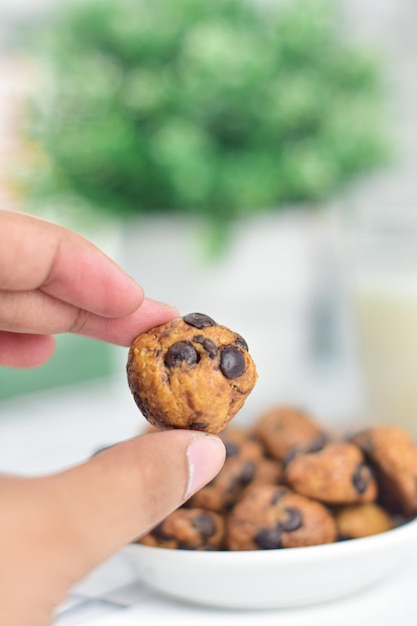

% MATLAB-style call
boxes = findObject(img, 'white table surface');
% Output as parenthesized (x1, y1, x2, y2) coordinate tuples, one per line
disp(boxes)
(1, 374, 417, 626)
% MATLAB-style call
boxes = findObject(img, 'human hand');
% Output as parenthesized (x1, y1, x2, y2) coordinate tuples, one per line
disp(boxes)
(0, 209, 177, 367)
(0, 431, 225, 625)
(0, 209, 226, 624)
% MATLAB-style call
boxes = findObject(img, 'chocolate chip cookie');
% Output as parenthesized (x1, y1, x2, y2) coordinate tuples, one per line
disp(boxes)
(334, 503, 394, 540)
(138, 507, 225, 550)
(351, 425, 417, 517)
(284, 442, 377, 505)
(252, 405, 327, 462)
(127, 313, 258, 434)
(226, 484, 337, 550)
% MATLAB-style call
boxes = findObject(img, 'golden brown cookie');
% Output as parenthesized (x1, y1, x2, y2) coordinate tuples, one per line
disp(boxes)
(138, 507, 225, 550)
(127, 313, 258, 434)
(226, 484, 337, 550)
(284, 442, 377, 505)
(351, 425, 417, 517)
(252, 405, 327, 462)
(187, 453, 259, 513)
(333, 503, 394, 540)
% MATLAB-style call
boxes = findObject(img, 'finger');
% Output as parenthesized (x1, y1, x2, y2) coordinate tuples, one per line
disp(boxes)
(0, 332, 56, 368)
(0, 210, 143, 317)
(0, 292, 178, 346)
(37, 431, 226, 580)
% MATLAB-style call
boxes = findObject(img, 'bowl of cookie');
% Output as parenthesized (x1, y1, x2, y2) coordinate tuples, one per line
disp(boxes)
(123, 313, 417, 609)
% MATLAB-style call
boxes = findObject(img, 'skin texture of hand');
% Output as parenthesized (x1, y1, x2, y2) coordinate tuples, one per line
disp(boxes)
(0, 209, 178, 367)
(0, 210, 226, 625)
(0, 431, 225, 626)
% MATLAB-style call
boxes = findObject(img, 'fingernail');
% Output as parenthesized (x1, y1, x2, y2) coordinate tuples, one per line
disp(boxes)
(184, 434, 226, 499)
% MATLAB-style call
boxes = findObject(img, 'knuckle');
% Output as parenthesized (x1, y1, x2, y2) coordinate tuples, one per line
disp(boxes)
(69, 308, 90, 334)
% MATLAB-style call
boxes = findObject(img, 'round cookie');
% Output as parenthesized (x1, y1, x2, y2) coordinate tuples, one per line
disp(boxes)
(226, 484, 337, 550)
(284, 442, 377, 505)
(127, 313, 258, 434)
(138, 508, 225, 551)
(187, 453, 259, 513)
(333, 503, 394, 540)
(252, 405, 327, 462)
(351, 425, 417, 517)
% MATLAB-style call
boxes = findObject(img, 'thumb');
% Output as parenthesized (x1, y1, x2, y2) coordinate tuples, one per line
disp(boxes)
(42, 430, 225, 581)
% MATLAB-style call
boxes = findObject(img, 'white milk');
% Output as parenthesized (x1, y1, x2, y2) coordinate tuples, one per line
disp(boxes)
(352, 271, 417, 437)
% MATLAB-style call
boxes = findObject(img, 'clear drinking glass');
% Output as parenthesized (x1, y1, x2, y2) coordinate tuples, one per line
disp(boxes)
(348, 213, 417, 437)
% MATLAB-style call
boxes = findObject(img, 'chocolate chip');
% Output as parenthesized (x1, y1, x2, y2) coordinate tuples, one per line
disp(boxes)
(352, 463, 370, 494)
(305, 434, 327, 453)
(164, 341, 199, 368)
(151, 522, 172, 541)
(284, 438, 326, 466)
(220, 346, 246, 379)
(202, 340, 217, 357)
(205, 476, 218, 488)
(193, 513, 217, 538)
(224, 441, 240, 458)
(193, 335, 218, 358)
(178, 542, 196, 550)
(226, 476, 240, 495)
(240, 461, 256, 486)
(189, 421, 209, 431)
(337, 533, 352, 542)
(254, 527, 282, 549)
(183, 312, 216, 329)
(282, 447, 299, 466)
(280, 507, 302, 532)
(234, 334, 249, 351)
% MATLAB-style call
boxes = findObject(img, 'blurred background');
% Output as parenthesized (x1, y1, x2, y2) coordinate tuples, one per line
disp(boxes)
(1, 0, 417, 437)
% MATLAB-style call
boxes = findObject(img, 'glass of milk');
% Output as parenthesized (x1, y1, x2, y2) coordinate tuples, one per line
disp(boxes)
(348, 218, 417, 438)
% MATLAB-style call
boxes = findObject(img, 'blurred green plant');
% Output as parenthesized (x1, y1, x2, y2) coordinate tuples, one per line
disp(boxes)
(21, 0, 390, 250)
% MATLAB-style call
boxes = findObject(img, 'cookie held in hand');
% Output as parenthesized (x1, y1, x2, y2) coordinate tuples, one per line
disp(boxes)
(127, 312, 258, 434)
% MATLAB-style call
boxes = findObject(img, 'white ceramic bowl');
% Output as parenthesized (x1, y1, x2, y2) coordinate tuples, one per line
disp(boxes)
(124, 517, 417, 609)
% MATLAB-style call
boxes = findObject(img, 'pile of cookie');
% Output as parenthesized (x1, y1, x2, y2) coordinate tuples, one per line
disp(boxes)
(137, 406, 417, 551)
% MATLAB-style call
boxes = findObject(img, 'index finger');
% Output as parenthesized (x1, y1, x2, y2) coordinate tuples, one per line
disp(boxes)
(0, 210, 143, 318)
